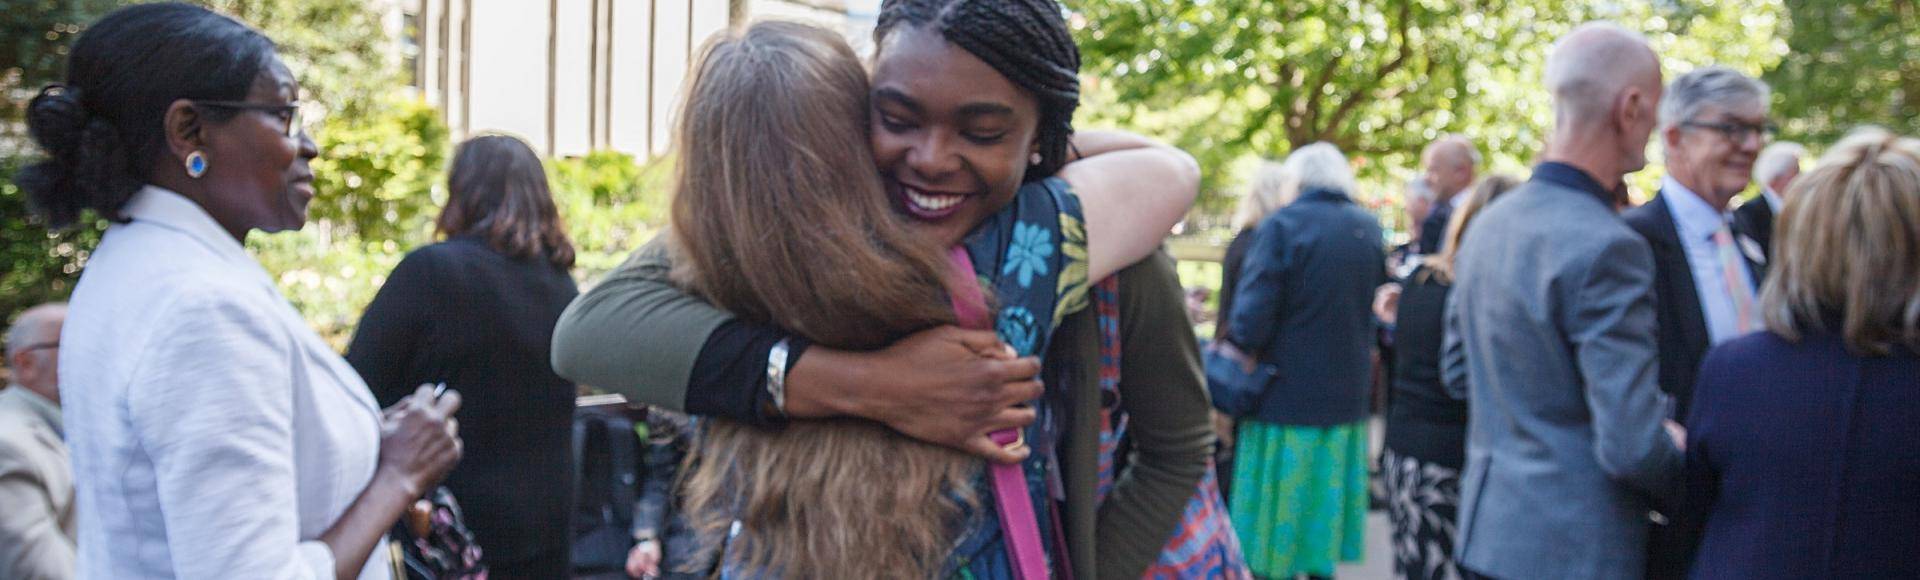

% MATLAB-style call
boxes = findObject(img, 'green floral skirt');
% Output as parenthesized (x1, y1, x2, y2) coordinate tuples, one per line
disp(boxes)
(1228, 419, 1369, 577)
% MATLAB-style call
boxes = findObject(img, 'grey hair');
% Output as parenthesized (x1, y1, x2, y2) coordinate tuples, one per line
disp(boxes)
(1754, 141, 1808, 184)
(1281, 142, 1357, 196)
(1545, 22, 1657, 127)
(1232, 160, 1292, 231)
(5, 303, 66, 358)
(1659, 65, 1771, 131)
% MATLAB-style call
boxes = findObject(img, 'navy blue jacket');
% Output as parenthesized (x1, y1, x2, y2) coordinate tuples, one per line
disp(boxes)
(1226, 188, 1388, 426)
(1683, 331, 1920, 579)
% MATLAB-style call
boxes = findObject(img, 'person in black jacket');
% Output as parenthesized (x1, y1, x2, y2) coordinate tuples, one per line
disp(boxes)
(1415, 135, 1480, 256)
(1379, 173, 1517, 580)
(1623, 65, 1772, 580)
(348, 134, 581, 579)
(1729, 140, 1804, 261)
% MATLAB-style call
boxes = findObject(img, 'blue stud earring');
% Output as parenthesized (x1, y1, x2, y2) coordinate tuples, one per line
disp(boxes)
(185, 151, 208, 178)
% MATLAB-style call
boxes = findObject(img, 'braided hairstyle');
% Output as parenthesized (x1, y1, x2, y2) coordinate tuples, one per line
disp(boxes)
(18, 3, 276, 229)
(876, 0, 1081, 180)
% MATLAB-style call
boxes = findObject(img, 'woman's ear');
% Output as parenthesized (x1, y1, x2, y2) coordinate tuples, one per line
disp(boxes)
(162, 99, 204, 161)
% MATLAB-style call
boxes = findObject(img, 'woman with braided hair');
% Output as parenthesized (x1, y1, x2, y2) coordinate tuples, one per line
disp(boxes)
(554, 1, 1234, 577)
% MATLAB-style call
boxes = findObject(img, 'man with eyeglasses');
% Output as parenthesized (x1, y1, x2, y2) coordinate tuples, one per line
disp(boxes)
(1, 302, 75, 579)
(1623, 65, 1774, 580)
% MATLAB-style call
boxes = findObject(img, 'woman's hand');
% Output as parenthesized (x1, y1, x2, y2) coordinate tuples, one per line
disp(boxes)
(785, 325, 1043, 464)
(626, 539, 662, 578)
(376, 384, 463, 497)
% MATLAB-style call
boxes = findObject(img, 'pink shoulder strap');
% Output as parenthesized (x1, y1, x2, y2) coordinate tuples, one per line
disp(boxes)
(946, 246, 1050, 580)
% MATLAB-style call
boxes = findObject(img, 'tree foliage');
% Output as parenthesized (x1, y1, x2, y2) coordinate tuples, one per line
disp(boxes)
(1068, 0, 1788, 211)
(1767, 0, 1920, 144)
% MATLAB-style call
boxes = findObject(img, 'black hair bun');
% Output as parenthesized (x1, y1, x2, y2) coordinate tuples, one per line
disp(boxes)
(25, 85, 90, 161)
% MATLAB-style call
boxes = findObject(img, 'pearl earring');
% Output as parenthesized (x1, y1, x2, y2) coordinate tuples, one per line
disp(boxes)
(1030, 152, 1043, 165)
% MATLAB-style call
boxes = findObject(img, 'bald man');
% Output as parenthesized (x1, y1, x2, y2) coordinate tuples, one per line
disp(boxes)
(1, 303, 75, 579)
(1442, 23, 1681, 580)
(1416, 135, 1482, 254)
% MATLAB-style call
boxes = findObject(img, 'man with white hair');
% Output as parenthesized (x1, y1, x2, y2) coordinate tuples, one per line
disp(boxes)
(1416, 135, 1481, 255)
(1733, 141, 1807, 258)
(1443, 22, 1680, 580)
(1, 303, 75, 579)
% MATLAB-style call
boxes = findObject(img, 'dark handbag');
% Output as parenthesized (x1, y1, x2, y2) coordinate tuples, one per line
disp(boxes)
(389, 486, 488, 580)
(1203, 343, 1278, 418)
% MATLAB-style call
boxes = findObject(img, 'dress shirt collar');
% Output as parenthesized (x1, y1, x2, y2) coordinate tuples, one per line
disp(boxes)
(1, 386, 62, 439)
(1762, 188, 1783, 213)
(1661, 175, 1733, 240)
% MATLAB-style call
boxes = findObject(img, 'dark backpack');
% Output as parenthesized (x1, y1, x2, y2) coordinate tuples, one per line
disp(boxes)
(570, 405, 641, 574)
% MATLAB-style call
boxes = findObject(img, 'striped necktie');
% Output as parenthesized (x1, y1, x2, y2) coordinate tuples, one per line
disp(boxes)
(1711, 226, 1759, 334)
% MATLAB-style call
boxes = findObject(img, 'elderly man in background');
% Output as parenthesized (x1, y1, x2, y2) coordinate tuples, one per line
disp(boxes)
(1, 303, 75, 580)
(1443, 22, 1681, 580)
(1734, 141, 1807, 258)
(1416, 135, 1482, 255)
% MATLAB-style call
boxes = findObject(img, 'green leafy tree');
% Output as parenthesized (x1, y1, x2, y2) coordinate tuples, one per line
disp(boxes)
(1, 0, 117, 322)
(1068, 0, 1788, 214)
(1767, 0, 1920, 144)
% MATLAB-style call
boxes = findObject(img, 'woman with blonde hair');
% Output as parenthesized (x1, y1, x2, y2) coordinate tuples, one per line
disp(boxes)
(1218, 161, 1292, 343)
(1380, 173, 1520, 580)
(1681, 127, 1920, 578)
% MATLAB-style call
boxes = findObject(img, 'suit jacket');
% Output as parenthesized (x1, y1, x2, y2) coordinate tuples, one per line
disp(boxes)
(1623, 193, 1767, 423)
(1442, 175, 1681, 580)
(1684, 333, 1920, 579)
(0, 387, 74, 580)
(1417, 197, 1455, 256)
(1730, 196, 1775, 261)
(1227, 188, 1389, 426)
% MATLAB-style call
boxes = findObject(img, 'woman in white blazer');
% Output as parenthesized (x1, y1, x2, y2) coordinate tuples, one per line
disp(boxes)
(17, 5, 462, 579)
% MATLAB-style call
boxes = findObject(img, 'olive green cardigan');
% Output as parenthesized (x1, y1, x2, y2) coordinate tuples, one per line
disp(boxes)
(551, 239, 1214, 579)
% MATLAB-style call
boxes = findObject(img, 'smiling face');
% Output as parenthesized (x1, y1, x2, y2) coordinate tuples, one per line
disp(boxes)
(195, 59, 319, 239)
(1664, 99, 1769, 209)
(869, 25, 1042, 248)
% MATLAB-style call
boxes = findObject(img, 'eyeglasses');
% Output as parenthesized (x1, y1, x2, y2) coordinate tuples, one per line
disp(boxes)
(194, 100, 309, 138)
(1680, 120, 1777, 144)
(14, 341, 57, 354)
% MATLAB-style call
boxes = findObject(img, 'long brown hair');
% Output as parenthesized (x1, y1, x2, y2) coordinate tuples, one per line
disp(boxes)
(668, 21, 978, 578)
(437, 133, 576, 268)
(1760, 127, 1920, 355)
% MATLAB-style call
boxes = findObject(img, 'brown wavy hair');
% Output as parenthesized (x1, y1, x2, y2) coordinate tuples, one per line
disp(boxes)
(437, 133, 576, 268)
(667, 21, 981, 578)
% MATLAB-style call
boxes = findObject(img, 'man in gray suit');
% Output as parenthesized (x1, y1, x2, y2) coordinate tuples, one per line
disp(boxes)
(1, 303, 75, 579)
(1444, 22, 1685, 580)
